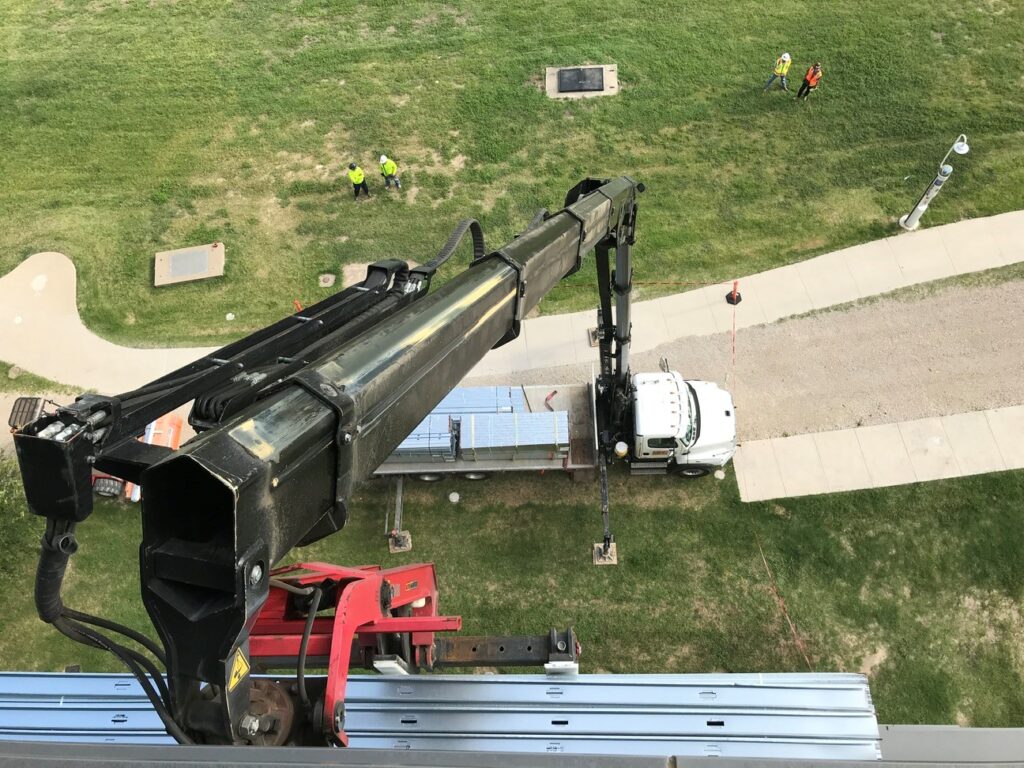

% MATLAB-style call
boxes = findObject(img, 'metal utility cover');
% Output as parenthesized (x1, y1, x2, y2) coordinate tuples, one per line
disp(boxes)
(153, 242, 225, 287)
(557, 67, 604, 93)
(545, 65, 618, 100)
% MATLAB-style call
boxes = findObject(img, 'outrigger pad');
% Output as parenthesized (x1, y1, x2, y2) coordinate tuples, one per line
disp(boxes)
(388, 530, 413, 554)
(593, 542, 618, 566)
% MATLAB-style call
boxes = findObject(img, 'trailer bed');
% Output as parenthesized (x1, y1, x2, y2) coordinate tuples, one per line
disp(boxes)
(375, 384, 597, 478)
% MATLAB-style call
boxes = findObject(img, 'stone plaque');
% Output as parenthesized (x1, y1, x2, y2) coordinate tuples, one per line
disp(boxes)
(154, 242, 225, 286)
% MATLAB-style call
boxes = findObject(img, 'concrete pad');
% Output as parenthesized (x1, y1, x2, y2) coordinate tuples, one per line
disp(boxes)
(629, 300, 672, 353)
(985, 405, 1024, 470)
(769, 434, 827, 497)
(898, 417, 960, 481)
(568, 311, 598, 362)
(467, 334, 530, 378)
(811, 429, 874, 493)
(342, 262, 368, 287)
(795, 251, 862, 310)
(742, 266, 815, 323)
(737, 406, 1021, 504)
(153, 242, 225, 287)
(519, 315, 584, 369)
(937, 217, 1008, 274)
(941, 410, 1007, 476)
(889, 227, 957, 285)
(545, 65, 618, 100)
(854, 424, 916, 488)
(984, 212, 1024, 267)
(660, 290, 718, 338)
(733, 440, 786, 502)
(843, 239, 907, 297)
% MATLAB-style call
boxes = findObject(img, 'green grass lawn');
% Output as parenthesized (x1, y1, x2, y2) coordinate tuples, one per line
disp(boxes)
(2, 455, 1023, 726)
(0, 361, 76, 395)
(1, 0, 1022, 345)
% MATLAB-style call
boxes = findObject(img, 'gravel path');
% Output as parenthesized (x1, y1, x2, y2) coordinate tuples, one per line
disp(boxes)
(467, 280, 1024, 441)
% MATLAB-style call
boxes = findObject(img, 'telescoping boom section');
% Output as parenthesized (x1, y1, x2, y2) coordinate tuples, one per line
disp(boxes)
(14, 177, 643, 745)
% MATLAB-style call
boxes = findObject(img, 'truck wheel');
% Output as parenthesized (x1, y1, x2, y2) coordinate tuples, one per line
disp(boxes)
(673, 464, 710, 478)
(462, 471, 489, 481)
(415, 473, 443, 483)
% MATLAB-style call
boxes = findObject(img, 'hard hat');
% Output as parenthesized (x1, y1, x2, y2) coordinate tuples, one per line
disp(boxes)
(379, 154, 388, 163)
(781, 52, 791, 61)
(348, 162, 356, 170)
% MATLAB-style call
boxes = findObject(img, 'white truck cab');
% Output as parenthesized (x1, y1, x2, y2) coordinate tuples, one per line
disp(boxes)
(631, 371, 737, 475)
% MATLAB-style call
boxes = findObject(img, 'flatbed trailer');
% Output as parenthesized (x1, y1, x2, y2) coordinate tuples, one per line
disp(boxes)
(374, 384, 598, 481)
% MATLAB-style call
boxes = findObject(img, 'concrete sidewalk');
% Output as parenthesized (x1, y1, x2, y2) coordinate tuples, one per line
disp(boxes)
(1, 210, 1022, 393)
(0, 252, 218, 393)
(468, 209, 1024, 378)
(734, 405, 1024, 502)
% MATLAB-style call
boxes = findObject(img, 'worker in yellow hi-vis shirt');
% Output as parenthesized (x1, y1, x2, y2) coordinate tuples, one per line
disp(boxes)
(379, 154, 402, 190)
(347, 162, 370, 200)
(763, 52, 792, 92)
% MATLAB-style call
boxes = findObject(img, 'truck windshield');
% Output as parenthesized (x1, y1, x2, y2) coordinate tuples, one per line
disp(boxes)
(682, 383, 700, 448)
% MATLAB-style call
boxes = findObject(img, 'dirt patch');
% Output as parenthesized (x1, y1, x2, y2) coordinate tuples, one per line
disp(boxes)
(390, 136, 466, 179)
(466, 279, 1024, 442)
(412, 11, 440, 28)
(412, 5, 468, 28)
(795, 236, 827, 251)
(859, 646, 888, 675)
(478, 186, 505, 213)
(389, 94, 410, 107)
(162, 193, 303, 244)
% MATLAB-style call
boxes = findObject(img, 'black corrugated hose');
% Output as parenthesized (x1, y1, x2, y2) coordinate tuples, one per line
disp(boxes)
(34, 520, 194, 744)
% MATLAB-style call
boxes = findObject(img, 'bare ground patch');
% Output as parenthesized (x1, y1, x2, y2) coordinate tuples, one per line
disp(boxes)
(469, 279, 1024, 442)
(859, 646, 888, 676)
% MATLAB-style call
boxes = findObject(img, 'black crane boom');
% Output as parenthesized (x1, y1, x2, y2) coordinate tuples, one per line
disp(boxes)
(14, 176, 644, 743)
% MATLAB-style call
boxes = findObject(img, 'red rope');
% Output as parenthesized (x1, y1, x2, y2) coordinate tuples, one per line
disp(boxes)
(751, 516, 813, 671)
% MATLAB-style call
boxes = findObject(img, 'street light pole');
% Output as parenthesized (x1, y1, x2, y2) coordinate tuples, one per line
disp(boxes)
(899, 134, 970, 232)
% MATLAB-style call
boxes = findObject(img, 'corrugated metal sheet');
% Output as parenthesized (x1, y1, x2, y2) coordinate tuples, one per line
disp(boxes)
(391, 415, 456, 462)
(0, 672, 880, 759)
(431, 387, 526, 415)
(461, 412, 569, 460)
(390, 388, 568, 464)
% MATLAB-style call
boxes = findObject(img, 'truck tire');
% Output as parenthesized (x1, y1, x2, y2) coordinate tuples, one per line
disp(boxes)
(462, 471, 489, 481)
(415, 473, 443, 483)
(672, 464, 710, 478)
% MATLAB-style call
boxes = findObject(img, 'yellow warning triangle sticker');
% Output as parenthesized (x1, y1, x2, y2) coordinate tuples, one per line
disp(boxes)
(227, 650, 250, 693)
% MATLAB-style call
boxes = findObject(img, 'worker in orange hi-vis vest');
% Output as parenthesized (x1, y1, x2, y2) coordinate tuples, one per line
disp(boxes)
(796, 62, 823, 101)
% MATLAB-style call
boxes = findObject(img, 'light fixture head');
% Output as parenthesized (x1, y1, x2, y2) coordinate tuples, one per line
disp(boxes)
(952, 136, 970, 155)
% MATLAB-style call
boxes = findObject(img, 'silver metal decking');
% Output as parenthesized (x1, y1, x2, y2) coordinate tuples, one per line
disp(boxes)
(0, 672, 880, 759)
